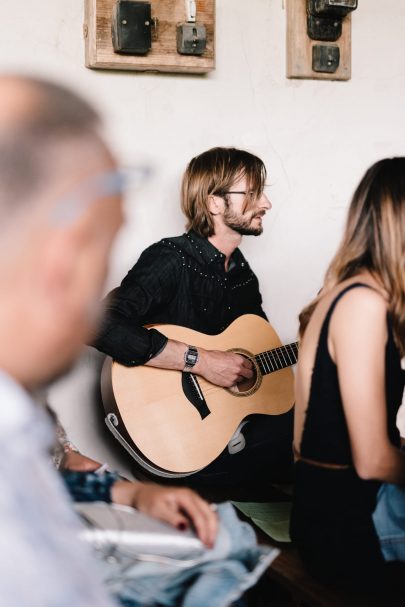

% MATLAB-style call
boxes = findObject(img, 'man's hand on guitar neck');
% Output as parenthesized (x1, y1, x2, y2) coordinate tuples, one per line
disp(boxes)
(145, 338, 254, 388)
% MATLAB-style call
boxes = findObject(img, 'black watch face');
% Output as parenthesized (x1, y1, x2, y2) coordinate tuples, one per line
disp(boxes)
(329, 1, 356, 6)
(185, 347, 198, 366)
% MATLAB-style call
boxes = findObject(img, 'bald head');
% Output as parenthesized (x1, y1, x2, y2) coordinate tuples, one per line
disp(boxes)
(0, 76, 41, 128)
(0, 74, 100, 133)
(0, 75, 111, 223)
(0, 76, 124, 386)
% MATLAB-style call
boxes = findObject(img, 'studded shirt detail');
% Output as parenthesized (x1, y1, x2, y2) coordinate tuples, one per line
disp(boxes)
(93, 230, 266, 366)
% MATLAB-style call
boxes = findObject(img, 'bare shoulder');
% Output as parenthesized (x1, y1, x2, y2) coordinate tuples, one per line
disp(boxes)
(333, 285, 388, 320)
(329, 285, 388, 354)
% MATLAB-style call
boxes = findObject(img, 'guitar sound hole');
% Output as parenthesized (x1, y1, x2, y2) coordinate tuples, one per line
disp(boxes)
(228, 354, 258, 395)
(235, 368, 257, 393)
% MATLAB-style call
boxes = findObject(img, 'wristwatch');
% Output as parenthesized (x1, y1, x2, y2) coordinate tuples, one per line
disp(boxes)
(183, 345, 199, 372)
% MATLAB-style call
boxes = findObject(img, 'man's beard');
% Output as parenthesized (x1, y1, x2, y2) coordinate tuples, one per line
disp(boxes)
(223, 207, 264, 236)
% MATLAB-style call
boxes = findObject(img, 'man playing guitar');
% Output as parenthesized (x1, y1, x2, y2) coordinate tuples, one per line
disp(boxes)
(93, 147, 294, 490)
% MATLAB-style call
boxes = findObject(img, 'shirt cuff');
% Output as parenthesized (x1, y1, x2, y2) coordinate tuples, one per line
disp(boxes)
(60, 469, 120, 503)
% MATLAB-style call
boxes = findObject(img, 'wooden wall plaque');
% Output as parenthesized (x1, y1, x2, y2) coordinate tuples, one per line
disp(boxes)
(84, 0, 215, 74)
(286, 0, 352, 81)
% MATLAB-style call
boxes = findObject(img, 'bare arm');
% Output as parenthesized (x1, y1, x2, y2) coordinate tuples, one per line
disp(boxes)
(330, 288, 405, 484)
(145, 338, 253, 388)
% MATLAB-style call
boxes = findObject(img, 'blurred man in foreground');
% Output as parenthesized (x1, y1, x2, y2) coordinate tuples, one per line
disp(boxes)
(0, 75, 216, 607)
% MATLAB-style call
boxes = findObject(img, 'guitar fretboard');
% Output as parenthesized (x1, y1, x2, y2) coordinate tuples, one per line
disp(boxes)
(255, 342, 299, 375)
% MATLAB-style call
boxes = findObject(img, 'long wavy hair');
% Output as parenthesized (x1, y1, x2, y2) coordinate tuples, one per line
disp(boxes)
(299, 158, 405, 355)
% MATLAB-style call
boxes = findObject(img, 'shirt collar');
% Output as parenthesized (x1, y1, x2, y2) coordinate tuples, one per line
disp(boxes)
(0, 369, 53, 443)
(0, 370, 33, 431)
(186, 230, 247, 269)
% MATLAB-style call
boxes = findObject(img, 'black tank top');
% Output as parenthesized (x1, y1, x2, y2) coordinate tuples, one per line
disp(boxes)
(300, 282, 402, 464)
(290, 283, 404, 590)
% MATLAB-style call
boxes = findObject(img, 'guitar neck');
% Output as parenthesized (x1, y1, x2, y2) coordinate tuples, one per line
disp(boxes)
(255, 342, 299, 375)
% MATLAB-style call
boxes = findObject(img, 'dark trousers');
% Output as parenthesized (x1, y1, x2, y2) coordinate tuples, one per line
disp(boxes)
(183, 410, 294, 491)
(133, 410, 294, 501)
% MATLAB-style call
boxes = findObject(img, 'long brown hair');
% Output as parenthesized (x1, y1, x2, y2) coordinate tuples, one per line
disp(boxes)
(181, 147, 267, 238)
(299, 158, 405, 355)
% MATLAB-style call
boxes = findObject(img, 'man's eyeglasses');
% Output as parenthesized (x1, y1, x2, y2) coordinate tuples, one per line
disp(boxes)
(51, 165, 152, 226)
(220, 191, 251, 196)
(217, 190, 259, 202)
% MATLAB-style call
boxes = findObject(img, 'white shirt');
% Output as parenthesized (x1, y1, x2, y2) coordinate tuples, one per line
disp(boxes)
(0, 370, 117, 607)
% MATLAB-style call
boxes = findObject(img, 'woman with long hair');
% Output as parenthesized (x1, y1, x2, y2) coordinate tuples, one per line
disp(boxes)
(290, 158, 405, 592)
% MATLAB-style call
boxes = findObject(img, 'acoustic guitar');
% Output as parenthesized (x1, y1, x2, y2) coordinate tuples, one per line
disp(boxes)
(101, 314, 298, 478)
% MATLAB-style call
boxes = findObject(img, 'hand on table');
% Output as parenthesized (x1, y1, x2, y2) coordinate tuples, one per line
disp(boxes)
(112, 481, 218, 548)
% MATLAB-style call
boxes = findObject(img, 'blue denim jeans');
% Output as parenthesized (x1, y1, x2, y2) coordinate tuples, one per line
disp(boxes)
(373, 482, 405, 561)
(95, 502, 279, 607)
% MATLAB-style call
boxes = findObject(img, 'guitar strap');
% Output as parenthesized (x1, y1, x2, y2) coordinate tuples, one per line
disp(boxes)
(227, 421, 249, 455)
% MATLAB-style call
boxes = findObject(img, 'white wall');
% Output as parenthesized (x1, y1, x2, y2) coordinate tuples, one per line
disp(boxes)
(1, 1, 404, 475)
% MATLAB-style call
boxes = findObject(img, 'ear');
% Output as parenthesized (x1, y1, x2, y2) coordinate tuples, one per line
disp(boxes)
(37, 228, 82, 308)
(208, 194, 225, 216)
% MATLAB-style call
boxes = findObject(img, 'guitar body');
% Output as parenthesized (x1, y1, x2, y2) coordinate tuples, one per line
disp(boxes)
(102, 314, 295, 475)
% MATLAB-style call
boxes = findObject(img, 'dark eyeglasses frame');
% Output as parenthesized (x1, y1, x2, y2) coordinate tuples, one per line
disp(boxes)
(216, 191, 261, 202)
(220, 191, 248, 195)
(217, 190, 255, 197)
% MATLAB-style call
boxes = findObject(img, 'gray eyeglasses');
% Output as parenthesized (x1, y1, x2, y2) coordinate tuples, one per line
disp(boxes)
(51, 165, 152, 226)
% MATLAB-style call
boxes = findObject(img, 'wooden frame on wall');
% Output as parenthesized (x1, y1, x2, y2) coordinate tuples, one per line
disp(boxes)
(84, 0, 215, 74)
(286, 0, 352, 81)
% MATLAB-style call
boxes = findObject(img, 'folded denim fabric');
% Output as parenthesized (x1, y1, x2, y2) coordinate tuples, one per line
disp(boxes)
(80, 501, 279, 607)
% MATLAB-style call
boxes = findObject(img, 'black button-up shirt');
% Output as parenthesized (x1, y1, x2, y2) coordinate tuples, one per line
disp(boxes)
(93, 230, 267, 365)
